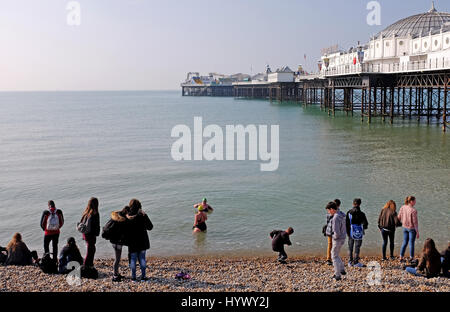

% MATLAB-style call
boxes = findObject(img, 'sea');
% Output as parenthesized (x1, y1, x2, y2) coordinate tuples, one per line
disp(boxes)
(0, 91, 448, 258)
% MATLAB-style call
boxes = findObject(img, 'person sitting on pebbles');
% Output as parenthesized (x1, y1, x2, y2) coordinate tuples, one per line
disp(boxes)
(5, 233, 39, 266)
(194, 198, 214, 214)
(269, 227, 294, 264)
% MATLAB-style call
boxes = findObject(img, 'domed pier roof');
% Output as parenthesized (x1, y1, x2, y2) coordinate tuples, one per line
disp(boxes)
(375, 2, 450, 38)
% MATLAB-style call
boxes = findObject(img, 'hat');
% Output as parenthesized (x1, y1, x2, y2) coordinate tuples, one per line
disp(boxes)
(197, 204, 205, 211)
(202, 198, 207, 202)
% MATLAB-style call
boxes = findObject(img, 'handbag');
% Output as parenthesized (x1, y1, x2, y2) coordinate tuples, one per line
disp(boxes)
(77, 216, 88, 234)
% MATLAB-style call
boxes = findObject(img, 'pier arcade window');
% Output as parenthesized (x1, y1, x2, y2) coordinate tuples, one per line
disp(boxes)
(446, 37, 450, 45)
(424, 42, 428, 49)
(398, 40, 404, 46)
(434, 40, 439, 47)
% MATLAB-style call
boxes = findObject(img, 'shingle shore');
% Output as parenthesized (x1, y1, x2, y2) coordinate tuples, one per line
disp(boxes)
(0, 256, 448, 292)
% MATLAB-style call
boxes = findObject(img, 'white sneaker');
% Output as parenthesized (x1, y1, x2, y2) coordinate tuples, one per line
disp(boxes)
(348, 261, 354, 267)
(354, 262, 365, 268)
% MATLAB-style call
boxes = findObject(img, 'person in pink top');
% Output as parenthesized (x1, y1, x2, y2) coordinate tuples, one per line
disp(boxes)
(398, 196, 419, 262)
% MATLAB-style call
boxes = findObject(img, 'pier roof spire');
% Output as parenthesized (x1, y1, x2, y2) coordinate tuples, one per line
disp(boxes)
(429, 1, 436, 13)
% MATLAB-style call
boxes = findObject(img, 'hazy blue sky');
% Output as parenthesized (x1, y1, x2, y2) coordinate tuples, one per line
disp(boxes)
(1, 0, 449, 91)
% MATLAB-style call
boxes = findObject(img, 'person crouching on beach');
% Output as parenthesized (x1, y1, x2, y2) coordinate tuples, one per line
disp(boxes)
(58, 237, 83, 273)
(194, 198, 214, 213)
(102, 206, 130, 282)
(40, 200, 64, 260)
(126, 199, 153, 282)
(323, 199, 341, 266)
(326, 201, 347, 281)
(193, 205, 208, 233)
(269, 227, 294, 264)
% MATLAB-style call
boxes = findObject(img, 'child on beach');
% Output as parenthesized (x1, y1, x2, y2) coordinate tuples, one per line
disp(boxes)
(5, 233, 38, 266)
(346, 198, 368, 267)
(398, 196, 419, 262)
(404, 238, 441, 278)
(326, 202, 347, 281)
(58, 237, 83, 273)
(193, 205, 208, 233)
(378, 200, 402, 260)
(126, 199, 153, 282)
(102, 206, 130, 282)
(40, 200, 64, 260)
(323, 199, 341, 265)
(79, 197, 100, 268)
(269, 227, 294, 264)
(194, 198, 214, 213)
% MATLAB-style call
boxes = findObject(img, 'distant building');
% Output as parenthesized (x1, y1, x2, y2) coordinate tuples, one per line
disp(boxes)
(321, 3, 450, 75)
(268, 66, 294, 83)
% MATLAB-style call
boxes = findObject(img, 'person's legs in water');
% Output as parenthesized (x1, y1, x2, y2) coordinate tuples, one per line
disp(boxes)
(408, 229, 416, 259)
(381, 229, 389, 259)
(129, 252, 138, 280)
(112, 244, 123, 281)
(138, 250, 147, 280)
(400, 228, 410, 260)
(388, 231, 395, 259)
(326, 236, 333, 264)
(348, 237, 355, 265)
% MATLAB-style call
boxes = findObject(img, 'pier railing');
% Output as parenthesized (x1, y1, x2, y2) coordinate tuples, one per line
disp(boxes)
(323, 58, 450, 76)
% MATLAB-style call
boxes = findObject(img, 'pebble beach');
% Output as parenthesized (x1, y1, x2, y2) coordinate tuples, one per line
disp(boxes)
(1, 256, 449, 292)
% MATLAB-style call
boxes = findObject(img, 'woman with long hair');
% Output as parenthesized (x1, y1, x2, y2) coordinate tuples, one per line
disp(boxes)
(405, 238, 442, 278)
(378, 200, 401, 260)
(80, 197, 100, 267)
(5, 233, 38, 265)
(398, 196, 419, 262)
(125, 199, 153, 281)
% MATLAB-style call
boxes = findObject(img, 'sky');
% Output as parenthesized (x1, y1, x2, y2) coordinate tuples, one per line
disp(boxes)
(0, 0, 449, 91)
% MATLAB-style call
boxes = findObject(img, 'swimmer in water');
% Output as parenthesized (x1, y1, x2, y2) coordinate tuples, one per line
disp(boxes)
(194, 198, 214, 214)
(192, 205, 208, 233)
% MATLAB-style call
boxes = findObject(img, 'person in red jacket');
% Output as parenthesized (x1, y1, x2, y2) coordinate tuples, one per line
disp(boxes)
(40, 200, 64, 260)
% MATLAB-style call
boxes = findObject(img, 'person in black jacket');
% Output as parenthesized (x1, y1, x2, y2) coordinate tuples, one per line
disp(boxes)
(58, 237, 83, 273)
(346, 198, 368, 267)
(125, 199, 153, 281)
(378, 200, 402, 260)
(79, 197, 100, 268)
(269, 227, 294, 264)
(102, 206, 129, 282)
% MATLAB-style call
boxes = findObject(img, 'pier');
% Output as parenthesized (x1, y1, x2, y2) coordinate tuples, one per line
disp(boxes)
(181, 4, 450, 132)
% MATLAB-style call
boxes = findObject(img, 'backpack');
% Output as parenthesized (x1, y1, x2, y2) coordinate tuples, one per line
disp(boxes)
(39, 253, 57, 274)
(349, 213, 364, 240)
(77, 216, 88, 234)
(47, 212, 60, 231)
(80, 265, 98, 279)
(101, 219, 115, 241)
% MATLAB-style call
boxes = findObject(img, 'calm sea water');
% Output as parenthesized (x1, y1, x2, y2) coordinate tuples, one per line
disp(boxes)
(0, 91, 449, 258)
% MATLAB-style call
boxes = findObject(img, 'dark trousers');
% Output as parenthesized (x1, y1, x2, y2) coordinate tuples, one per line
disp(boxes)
(275, 246, 287, 261)
(348, 237, 362, 263)
(44, 233, 59, 259)
(381, 229, 395, 258)
(84, 235, 96, 267)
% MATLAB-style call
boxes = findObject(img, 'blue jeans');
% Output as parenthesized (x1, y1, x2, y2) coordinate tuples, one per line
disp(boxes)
(400, 228, 416, 258)
(405, 267, 418, 276)
(129, 250, 146, 279)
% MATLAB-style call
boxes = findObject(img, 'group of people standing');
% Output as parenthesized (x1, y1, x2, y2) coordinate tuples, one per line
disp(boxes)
(0, 198, 153, 282)
(322, 196, 449, 281)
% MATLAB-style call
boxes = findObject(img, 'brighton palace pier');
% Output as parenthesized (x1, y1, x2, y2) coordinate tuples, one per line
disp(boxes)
(181, 4, 450, 131)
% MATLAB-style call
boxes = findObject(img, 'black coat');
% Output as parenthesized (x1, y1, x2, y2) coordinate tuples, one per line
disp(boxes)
(126, 212, 153, 253)
(83, 213, 100, 237)
(270, 230, 292, 252)
(102, 211, 129, 245)
(346, 206, 369, 236)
